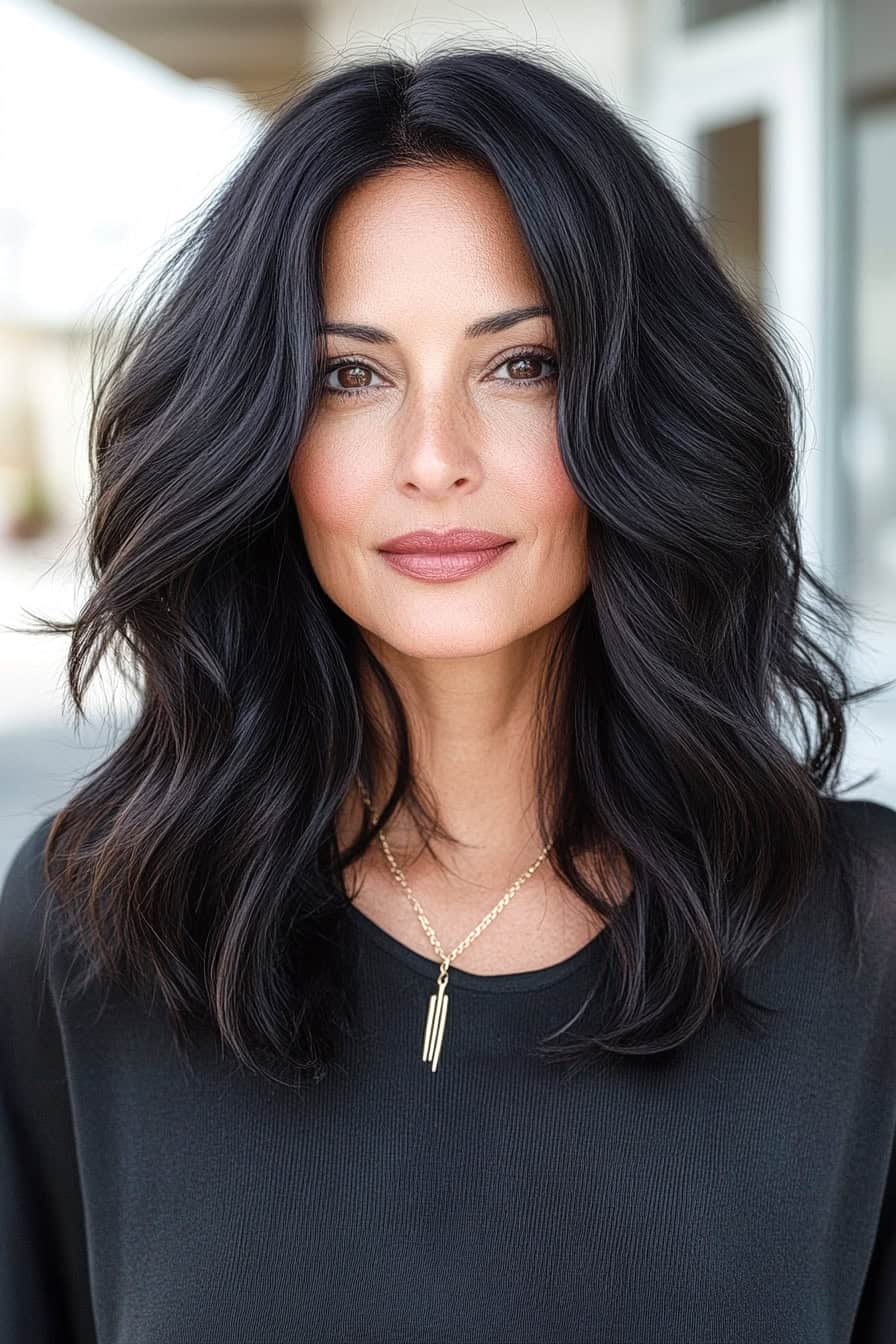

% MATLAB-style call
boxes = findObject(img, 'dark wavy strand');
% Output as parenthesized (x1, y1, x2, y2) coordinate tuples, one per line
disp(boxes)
(9, 41, 893, 1090)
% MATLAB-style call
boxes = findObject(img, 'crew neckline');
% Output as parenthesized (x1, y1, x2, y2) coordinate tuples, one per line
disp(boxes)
(343, 899, 611, 994)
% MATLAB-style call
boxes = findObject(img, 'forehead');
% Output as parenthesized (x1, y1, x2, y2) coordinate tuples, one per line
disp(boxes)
(319, 163, 547, 326)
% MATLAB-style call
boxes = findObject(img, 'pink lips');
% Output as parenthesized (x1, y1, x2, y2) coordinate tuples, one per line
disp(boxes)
(378, 528, 513, 553)
(377, 528, 515, 583)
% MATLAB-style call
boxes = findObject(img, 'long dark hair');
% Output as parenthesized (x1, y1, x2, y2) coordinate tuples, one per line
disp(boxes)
(13, 41, 892, 1089)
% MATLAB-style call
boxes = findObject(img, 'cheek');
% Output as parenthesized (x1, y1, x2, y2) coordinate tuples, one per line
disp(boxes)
(535, 452, 584, 517)
(517, 434, 589, 560)
(288, 437, 377, 540)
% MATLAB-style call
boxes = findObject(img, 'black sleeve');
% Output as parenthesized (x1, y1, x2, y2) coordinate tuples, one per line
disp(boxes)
(852, 1129, 896, 1342)
(0, 814, 97, 1344)
(848, 798, 896, 1342)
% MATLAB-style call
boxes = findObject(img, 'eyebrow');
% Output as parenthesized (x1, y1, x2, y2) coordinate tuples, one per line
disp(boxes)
(318, 304, 551, 344)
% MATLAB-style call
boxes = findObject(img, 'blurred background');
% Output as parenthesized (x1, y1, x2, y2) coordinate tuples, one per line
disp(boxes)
(1, 0, 894, 866)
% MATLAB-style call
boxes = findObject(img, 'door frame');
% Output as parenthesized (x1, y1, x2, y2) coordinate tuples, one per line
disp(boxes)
(637, 0, 830, 576)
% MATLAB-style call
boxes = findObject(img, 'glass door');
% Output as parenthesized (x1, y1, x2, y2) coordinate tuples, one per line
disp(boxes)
(838, 0, 896, 800)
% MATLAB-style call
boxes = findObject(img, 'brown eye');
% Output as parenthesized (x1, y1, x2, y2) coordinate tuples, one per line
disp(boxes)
(322, 361, 387, 399)
(491, 348, 559, 387)
(337, 365, 368, 389)
(507, 355, 543, 380)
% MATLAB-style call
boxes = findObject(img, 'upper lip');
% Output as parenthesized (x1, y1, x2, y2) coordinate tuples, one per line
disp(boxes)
(378, 528, 514, 554)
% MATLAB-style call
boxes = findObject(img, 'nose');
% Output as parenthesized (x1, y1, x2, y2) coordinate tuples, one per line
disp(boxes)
(391, 396, 484, 498)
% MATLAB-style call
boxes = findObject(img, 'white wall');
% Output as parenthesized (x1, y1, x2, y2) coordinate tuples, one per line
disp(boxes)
(303, 0, 636, 105)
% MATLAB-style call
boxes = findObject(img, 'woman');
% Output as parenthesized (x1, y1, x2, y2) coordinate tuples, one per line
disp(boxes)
(1, 42, 894, 1344)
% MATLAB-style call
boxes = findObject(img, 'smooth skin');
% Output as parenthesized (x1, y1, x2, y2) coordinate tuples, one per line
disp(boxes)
(289, 161, 626, 973)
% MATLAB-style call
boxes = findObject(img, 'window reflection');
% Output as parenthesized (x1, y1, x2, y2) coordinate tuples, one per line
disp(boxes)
(843, 96, 896, 628)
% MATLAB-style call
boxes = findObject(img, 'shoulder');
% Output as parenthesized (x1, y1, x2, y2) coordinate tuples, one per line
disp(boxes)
(824, 794, 896, 899)
(0, 811, 58, 988)
(831, 793, 896, 850)
(0, 813, 71, 1167)
(820, 794, 896, 984)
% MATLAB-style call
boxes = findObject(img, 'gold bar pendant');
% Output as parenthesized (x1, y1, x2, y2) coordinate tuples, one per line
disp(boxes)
(422, 973, 449, 1072)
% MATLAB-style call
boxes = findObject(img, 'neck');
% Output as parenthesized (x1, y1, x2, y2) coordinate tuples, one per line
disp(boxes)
(336, 619, 569, 894)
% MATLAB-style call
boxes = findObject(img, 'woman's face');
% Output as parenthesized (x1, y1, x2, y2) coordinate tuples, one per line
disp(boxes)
(289, 161, 588, 662)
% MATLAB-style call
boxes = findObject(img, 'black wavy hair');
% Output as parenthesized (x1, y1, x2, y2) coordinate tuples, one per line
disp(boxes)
(13, 41, 893, 1090)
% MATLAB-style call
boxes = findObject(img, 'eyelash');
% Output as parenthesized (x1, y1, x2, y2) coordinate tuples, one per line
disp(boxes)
(320, 347, 559, 400)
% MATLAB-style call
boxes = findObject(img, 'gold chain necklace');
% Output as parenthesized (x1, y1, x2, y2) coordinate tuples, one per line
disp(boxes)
(354, 775, 554, 1072)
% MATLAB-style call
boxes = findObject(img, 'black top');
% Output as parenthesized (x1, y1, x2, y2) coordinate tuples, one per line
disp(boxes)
(2, 797, 895, 1343)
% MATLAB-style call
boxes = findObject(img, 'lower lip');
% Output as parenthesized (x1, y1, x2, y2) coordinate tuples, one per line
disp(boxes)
(378, 542, 514, 582)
